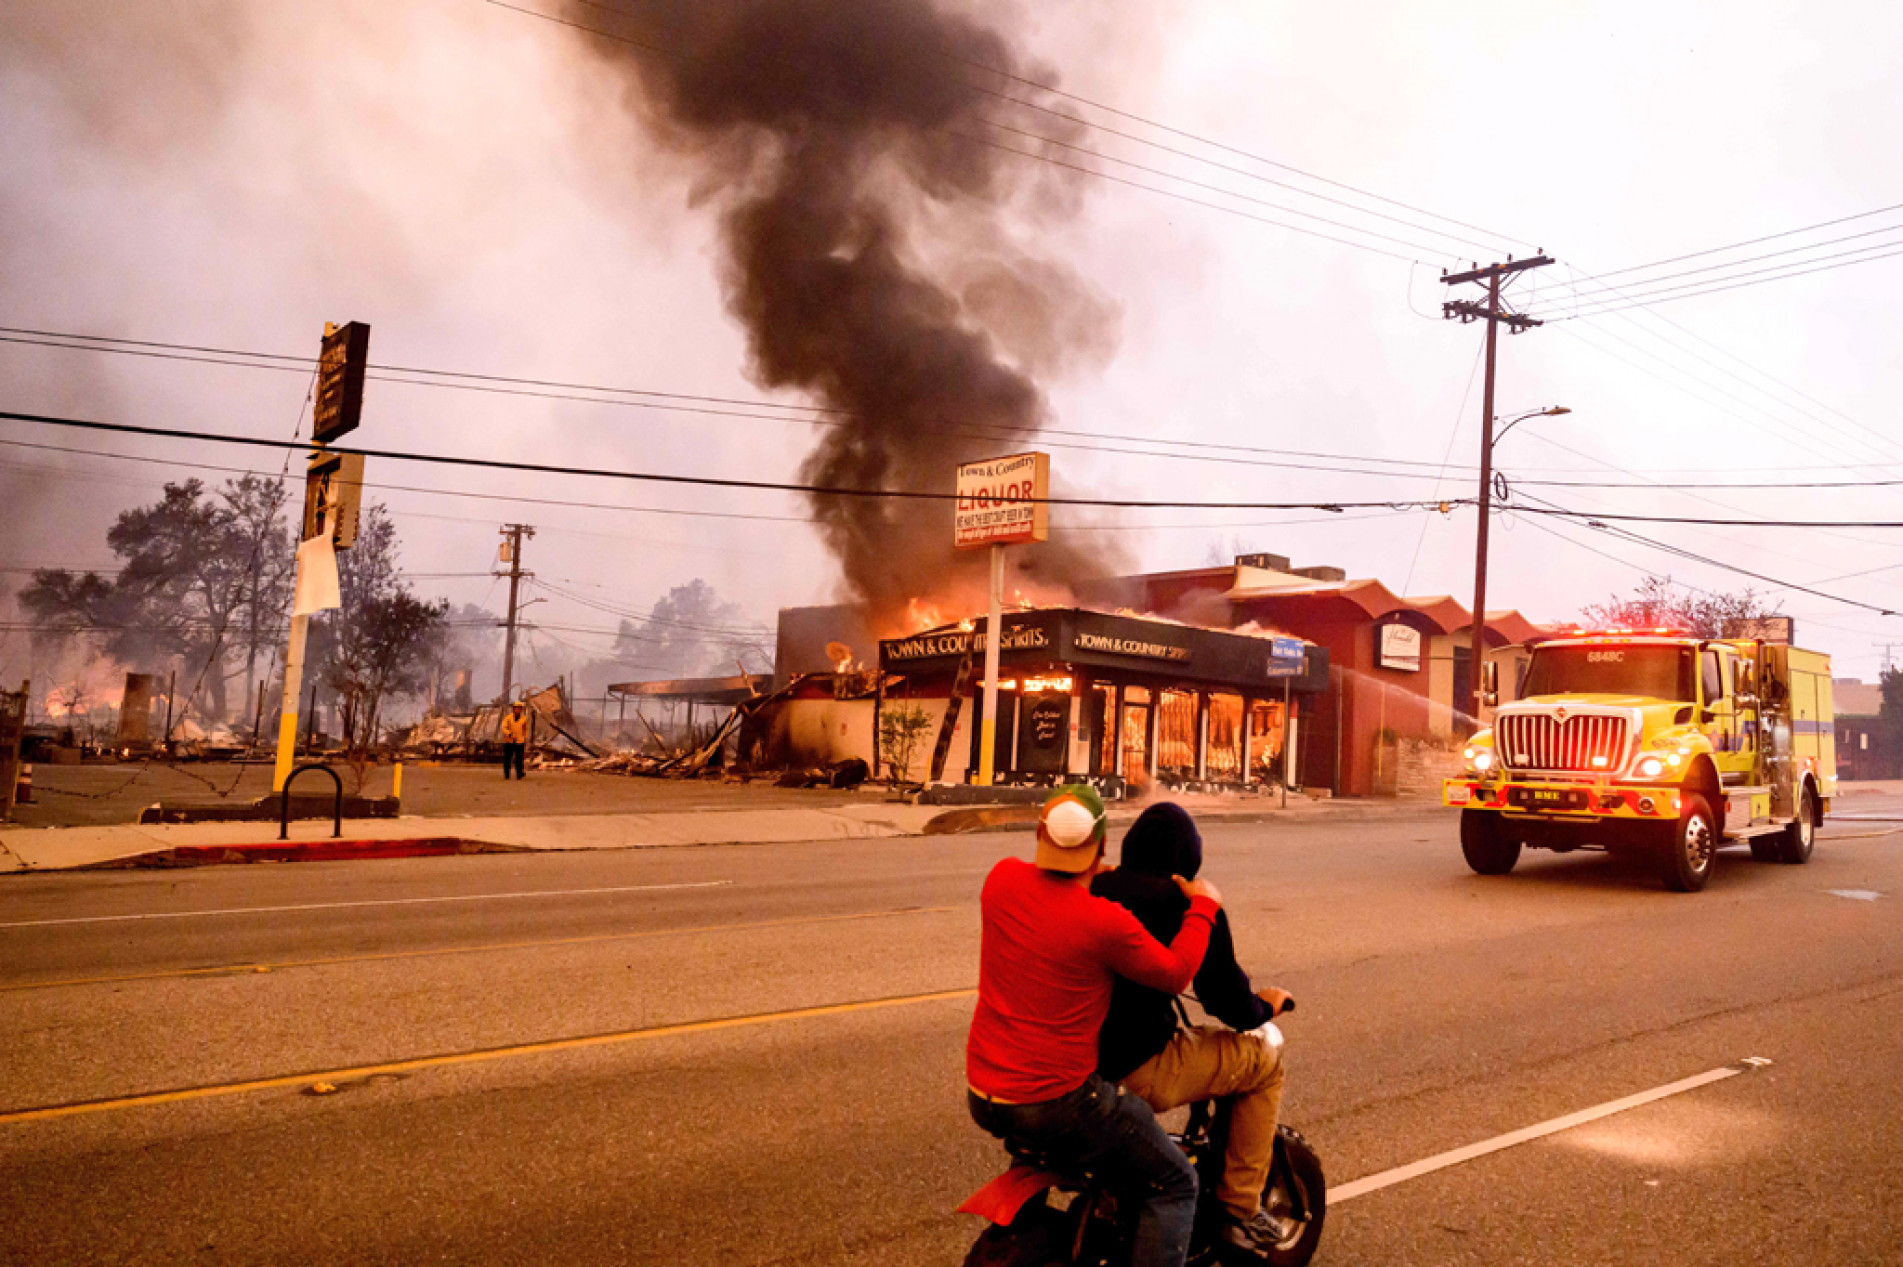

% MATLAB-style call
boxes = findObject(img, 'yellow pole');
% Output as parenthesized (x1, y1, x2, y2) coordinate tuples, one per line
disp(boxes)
(272, 611, 310, 793)
(392, 760, 403, 801)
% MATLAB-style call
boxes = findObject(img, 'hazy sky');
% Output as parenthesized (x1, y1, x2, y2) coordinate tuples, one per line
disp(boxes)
(4, 0, 1902, 690)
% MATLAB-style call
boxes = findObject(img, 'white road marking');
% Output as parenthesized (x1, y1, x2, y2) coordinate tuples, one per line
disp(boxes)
(0, 881, 733, 929)
(1330, 1058, 1773, 1205)
(1826, 889, 1882, 902)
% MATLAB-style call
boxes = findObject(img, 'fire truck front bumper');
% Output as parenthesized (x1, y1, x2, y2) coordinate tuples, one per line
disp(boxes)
(1444, 777, 1683, 821)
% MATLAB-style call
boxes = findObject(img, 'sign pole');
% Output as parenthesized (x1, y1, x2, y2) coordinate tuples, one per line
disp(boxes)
(272, 607, 312, 792)
(977, 543, 1005, 786)
(274, 319, 368, 792)
(1281, 676, 1291, 808)
(953, 450, 1048, 789)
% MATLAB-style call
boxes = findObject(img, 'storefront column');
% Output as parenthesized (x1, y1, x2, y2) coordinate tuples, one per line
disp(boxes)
(1241, 699, 1255, 786)
(1145, 696, 1161, 784)
(1194, 691, 1209, 782)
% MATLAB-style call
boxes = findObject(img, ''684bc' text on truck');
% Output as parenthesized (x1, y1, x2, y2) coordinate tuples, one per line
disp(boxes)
(1445, 629, 1835, 891)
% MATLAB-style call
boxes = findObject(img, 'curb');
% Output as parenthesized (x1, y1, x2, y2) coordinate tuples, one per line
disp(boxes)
(77, 837, 524, 870)
(920, 799, 1454, 836)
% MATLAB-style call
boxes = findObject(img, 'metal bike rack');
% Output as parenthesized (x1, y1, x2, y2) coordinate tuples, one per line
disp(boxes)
(280, 763, 344, 841)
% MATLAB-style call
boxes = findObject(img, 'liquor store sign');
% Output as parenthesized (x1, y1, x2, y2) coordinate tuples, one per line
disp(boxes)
(955, 452, 1050, 549)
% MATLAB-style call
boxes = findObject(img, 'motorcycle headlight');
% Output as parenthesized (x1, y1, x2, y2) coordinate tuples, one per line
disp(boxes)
(1637, 755, 1665, 778)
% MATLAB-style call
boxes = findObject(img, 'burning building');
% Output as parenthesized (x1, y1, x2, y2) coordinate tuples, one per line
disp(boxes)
(877, 607, 1324, 793)
(751, 604, 1324, 795)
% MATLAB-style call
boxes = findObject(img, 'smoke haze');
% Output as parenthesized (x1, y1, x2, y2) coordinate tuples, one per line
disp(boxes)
(586, 0, 1128, 627)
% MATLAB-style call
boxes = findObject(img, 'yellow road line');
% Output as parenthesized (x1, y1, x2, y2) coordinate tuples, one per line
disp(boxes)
(0, 987, 979, 1126)
(0, 906, 961, 994)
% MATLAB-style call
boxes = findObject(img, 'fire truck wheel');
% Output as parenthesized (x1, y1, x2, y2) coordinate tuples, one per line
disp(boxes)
(1460, 811, 1521, 876)
(1660, 792, 1717, 892)
(1775, 786, 1817, 865)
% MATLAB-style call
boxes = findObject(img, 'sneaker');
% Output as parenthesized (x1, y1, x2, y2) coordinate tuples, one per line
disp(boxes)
(1221, 1208, 1294, 1259)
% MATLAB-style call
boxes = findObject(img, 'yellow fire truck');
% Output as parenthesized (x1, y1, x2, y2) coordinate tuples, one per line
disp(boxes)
(1445, 629, 1836, 891)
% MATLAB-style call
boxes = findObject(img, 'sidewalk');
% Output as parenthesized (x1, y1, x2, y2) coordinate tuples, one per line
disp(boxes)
(0, 790, 1444, 874)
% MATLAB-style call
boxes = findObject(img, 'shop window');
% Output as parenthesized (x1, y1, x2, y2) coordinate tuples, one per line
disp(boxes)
(1095, 684, 1116, 775)
(1121, 691, 1150, 786)
(1157, 689, 1198, 778)
(1206, 693, 1244, 780)
(1250, 700, 1287, 784)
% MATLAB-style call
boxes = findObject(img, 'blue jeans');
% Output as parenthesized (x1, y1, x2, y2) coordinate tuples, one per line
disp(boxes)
(968, 1073, 1198, 1267)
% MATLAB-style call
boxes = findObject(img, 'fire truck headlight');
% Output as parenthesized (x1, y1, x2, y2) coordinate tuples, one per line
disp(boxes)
(1470, 750, 1495, 773)
(1637, 756, 1665, 779)
(1666, 752, 1682, 767)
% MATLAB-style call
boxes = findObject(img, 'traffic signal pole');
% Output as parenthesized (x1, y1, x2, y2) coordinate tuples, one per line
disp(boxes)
(1444, 256, 1551, 731)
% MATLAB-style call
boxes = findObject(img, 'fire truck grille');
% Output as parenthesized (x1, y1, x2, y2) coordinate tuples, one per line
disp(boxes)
(1498, 714, 1629, 774)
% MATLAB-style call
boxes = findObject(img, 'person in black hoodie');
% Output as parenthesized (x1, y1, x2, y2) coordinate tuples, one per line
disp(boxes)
(1092, 802, 1293, 1260)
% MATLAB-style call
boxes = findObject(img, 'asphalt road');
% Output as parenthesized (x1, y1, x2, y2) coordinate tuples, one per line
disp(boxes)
(3, 798, 1902, 1265)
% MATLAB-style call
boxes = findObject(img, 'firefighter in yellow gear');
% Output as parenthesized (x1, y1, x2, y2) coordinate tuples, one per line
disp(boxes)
(500, 701, 532, 780)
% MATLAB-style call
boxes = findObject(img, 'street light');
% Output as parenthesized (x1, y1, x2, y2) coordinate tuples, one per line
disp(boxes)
(1469, 405, 1570, 730)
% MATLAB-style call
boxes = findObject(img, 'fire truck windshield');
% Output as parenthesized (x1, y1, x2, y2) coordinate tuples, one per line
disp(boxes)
(1521, 644, 1696, 701)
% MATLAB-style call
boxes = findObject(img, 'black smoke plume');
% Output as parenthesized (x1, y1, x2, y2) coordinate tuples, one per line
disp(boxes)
(592, 0, 1126, 628)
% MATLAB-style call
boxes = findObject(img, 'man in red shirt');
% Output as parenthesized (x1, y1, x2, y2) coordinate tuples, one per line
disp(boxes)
(967, 786, 1223, 1267)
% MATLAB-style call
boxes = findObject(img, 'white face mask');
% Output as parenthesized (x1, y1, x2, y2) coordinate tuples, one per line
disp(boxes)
(1042, 798, 1103, 849)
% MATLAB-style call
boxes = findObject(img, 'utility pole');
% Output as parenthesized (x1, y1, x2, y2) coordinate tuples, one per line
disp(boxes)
(1876, 643, 1898, 676)
(1444, 255, 1553, 731)
(498, 524, 535, 704)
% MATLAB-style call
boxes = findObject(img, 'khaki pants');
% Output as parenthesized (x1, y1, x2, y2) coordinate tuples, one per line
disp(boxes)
(1122, 1024, 1285, 1222)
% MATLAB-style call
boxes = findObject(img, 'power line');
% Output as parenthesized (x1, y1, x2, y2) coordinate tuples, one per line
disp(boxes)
(1569, 201, 1903, 282)
(948, 129, 1425, 265)
(1531, 275, 1903, 473)
(509, 0, 1518, 257)
(1512, 509, 1898, 620)
(1534, 220, 1903, 307)
(1550, 323, 1903, 474)
(1533, 243, 1903, 323)
(1583, 521, 1899, 617)
(0, 409, 1460, 513)
(1548, 262, 1903, 467)
(481, 0, 1469, 267)
(1511, 500, 1903, 531)
(1538, 238, 1903, 319)
(2, 327, 1508, 480)
(529, 578, 770, 636)
(50, 320, 1901, 482)
(0, 437, 1441, 543)
(946, 56, 1532, 252)
(968, 117, 1462, 260)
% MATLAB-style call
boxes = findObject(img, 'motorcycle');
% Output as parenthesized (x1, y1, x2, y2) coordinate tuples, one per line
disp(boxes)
(959, 1020, 1325, 1267)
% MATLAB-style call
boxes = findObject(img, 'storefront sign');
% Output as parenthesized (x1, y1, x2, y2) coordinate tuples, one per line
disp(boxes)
(1378, 622, 1422, 672)
(879, 608, 1327, 694)
(885, 624, 1052, 662)
(955, 452, 1050, 549)
(1073, 631, 1191, 663)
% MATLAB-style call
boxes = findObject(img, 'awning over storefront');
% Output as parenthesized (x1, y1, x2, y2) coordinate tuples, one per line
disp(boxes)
(879, 607, 1327, 693)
